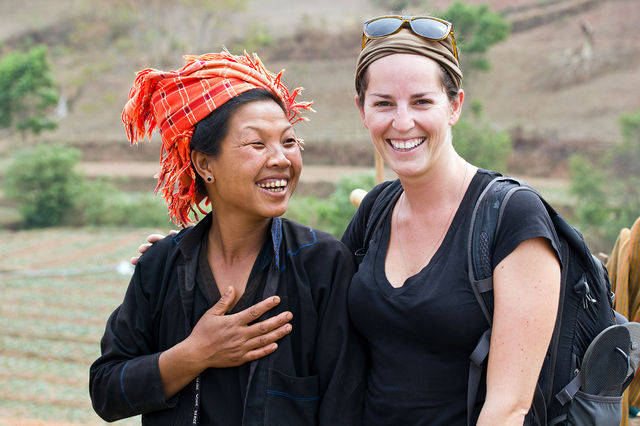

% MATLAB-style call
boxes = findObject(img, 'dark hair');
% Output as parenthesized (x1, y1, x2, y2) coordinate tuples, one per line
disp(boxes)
(190, 88, 286, 197)
(356, 61, 459, 108)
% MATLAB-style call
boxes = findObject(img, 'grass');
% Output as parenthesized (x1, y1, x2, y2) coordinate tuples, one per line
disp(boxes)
(0, 227, 162, 425)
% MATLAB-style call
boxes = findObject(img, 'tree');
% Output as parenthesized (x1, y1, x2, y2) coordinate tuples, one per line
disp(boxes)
(0, 45, 58, 136)
(0, 47, 56, 133)
(440, 1, 510, 73)
(368, 1, 509, 73)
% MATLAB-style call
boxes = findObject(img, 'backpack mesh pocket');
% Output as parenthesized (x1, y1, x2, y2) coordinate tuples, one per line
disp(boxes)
(566, 390, 621, 426)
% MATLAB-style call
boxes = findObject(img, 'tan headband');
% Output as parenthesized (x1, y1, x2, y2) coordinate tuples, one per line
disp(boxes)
(355, 28, 462, 93)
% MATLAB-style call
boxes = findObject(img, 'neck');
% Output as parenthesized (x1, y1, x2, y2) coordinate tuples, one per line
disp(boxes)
(207, 212, 271, 266)
(400, 152, 472, 214)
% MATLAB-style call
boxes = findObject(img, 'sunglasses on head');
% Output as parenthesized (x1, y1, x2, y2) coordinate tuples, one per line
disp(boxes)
(361, 15, 458, 61)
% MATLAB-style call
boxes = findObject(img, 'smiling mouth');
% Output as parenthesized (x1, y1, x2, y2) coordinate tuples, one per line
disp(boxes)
(257, 179, 288, 193)
(387, 137, 425, 152)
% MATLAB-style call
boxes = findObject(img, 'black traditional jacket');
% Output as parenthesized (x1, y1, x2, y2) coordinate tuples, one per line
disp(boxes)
(89, 215, 365, 425)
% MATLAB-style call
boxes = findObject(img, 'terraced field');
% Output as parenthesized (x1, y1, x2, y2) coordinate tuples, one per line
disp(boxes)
(0, 223, 634, 425)
(0, 228, 158, 425)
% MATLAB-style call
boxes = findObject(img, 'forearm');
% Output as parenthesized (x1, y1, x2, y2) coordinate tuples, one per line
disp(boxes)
(479, 237, 561, 426)
(158, 337, 206, 399)
(477, 394, 530, 426)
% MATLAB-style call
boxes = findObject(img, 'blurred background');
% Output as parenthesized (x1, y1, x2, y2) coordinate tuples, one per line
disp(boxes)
(0, 0, 638, 423)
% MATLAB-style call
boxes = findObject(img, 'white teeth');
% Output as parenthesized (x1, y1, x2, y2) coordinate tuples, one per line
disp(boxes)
(389, 138, 425, 150)
(258, 179, 287, 191)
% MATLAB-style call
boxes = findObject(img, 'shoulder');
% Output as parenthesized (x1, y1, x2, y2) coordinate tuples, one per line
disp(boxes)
(359, 179, 401, 213)
(281, 218, 352, 258)
(280, 219, 356, 291)
(341, 179, 401, 250)
(492, 182, 560, 267)
(136, 229, 187, 271)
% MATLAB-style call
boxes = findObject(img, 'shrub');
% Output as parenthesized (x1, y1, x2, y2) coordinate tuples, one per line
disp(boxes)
(4, 144, 83, 227)
(73, 179, 171, 228)
(569, 110, 640, 250)
(453, 100, 512, 171)
(4, 144, 173, 228)
(287, 173, 376, 238)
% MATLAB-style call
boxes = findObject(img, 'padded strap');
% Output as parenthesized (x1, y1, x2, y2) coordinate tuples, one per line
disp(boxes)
(355, 180, 402, 264)
(531, 382, 547, 425)
(555, 373, 581, 406)
(468, 328, 492, 426)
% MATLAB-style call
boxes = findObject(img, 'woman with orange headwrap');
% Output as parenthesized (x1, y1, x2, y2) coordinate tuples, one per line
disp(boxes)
(89, 51, 365, 425)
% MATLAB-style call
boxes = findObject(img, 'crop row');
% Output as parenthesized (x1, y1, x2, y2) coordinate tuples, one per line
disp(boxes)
(0, 228, 150, 424)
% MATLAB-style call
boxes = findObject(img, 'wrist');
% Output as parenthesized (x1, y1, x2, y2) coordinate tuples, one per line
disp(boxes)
(176, 335, 209, 373)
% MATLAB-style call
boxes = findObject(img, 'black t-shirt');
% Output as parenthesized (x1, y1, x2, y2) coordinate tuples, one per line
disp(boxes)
(343, 169, 559, 425)
(195, 235, 268, 426)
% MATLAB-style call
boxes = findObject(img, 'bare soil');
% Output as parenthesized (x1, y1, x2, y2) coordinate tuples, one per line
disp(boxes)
(1, 0, 639, 174)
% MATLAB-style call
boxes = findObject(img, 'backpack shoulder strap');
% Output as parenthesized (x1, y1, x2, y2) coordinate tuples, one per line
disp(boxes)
(467, 175, 529, 325)
(354, 179, 403, 263)
(466, 175, 550, 426)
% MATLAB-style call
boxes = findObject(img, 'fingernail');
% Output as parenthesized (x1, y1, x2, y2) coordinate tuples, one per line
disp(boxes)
(225, 287, 233, 296)
(272, 296, 280, 304)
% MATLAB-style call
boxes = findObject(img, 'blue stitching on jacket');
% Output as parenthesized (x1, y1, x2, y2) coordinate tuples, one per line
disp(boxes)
(266, 389, 319, 402)
(120, 360, 136, 412)
(267, 221, 318, 273)
(287, 227, 317, 256)
(173, 233, 185, 245)
(271, 218, 282, 270)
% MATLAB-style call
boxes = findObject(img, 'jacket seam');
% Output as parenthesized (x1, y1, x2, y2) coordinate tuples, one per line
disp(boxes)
(120, 360, 136, 412)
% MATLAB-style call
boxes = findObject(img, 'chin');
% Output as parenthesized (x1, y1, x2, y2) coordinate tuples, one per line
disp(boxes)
(263, 204, 289, 219)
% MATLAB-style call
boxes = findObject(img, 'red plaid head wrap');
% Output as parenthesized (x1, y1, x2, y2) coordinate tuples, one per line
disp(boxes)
(122, 50, 313, 227)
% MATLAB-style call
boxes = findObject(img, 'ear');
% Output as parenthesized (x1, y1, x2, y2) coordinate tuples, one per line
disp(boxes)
(449, 88, 465, 126)
(191, 150, 214, 183)
(354, 94, 368, 129)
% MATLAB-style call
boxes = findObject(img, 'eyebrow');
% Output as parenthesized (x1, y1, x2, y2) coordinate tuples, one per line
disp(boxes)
(240, 124, 294, 135)
(369, 92, 436, 99)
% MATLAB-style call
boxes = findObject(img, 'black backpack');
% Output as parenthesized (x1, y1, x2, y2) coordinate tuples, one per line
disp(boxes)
(355, 174, 621, 425)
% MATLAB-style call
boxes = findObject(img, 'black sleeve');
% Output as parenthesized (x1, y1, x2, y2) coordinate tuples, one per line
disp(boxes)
(308, 237, 366, 425)
(89, 240, 175, 421)
(492, 189, 561, 269)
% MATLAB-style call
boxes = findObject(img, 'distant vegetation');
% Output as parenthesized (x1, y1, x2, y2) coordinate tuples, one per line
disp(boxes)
(453, 99, 512, 172)
(569, 109, 640, 248)
(287, 173, 377, 238)
(4, 144, 170, 229)
(441, 1, 511, 72)
(0, 45, 58, 136)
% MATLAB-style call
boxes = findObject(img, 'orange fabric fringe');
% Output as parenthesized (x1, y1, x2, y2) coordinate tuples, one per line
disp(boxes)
(122, 50, 313, 227)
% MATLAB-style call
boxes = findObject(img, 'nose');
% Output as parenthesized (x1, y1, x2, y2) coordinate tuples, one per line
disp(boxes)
(266, 144, 292, 168)
(392, 105, 415, 132)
